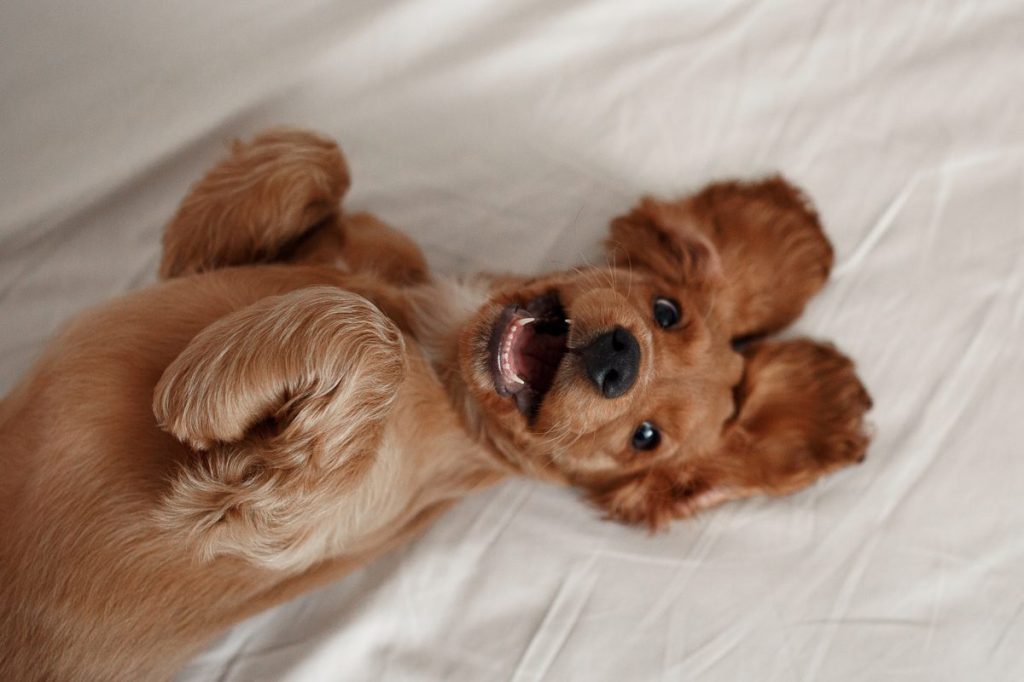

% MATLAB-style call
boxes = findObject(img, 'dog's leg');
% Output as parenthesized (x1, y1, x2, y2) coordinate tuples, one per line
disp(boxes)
(159, 128, 350, 278)
(329, 212, 430, 286)
(587, 339, 871, 529)
(160, 128, 431, 286)
(152, 286, 406, 570)
(608, 176, 833, 339)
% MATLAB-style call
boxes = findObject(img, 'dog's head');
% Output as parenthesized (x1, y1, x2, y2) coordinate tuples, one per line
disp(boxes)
(459, 179, 870, 528)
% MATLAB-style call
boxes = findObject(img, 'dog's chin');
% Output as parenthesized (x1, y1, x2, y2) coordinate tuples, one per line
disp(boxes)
(486, 291, 570, 420)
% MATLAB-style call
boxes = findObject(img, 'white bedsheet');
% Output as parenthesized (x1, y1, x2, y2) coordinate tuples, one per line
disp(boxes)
(2, 1, 1022, 680)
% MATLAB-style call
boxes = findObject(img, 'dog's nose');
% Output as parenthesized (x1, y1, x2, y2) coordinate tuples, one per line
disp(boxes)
(580, 327, 640, 398)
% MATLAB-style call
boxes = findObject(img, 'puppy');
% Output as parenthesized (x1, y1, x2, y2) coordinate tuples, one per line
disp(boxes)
(0, 129, 871, 680)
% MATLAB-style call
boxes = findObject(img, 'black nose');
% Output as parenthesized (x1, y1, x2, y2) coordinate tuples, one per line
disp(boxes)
(580, 327, 640, 398)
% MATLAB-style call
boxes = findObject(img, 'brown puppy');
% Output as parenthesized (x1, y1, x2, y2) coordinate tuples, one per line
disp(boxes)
(0, 129, 871, 680)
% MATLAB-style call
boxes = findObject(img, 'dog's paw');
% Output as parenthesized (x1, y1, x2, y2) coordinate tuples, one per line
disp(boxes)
(160, 128, 350, 278)
(153, 287, 405, 454)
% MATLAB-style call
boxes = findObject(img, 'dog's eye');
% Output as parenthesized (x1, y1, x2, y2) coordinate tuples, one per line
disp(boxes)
(631, 421, 661, 451)
(653, 297, 681, 329)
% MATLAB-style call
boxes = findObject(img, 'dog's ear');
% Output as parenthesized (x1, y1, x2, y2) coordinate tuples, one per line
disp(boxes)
(607, 177, 833, 339)
(607, 198, 722, 288)
(152, 287, 405, 570)
(587, 339, 871, 529)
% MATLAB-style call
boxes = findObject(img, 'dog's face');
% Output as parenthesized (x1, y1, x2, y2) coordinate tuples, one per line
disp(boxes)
(459, 205, 746, 526)
(461, 264, 741, 476)
(459, 182, 871, 528)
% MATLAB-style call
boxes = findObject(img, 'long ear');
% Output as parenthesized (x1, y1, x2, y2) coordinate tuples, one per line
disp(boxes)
(152, 287, 404, 569)
(588, 339, 871, 529)
(606, 198, 722, 288)
(160, 128, 350, 279)
(607, 177, 833, 339)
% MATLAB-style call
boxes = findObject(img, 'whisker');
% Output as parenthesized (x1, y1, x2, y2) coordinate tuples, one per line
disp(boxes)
(622, 249, 634, 299)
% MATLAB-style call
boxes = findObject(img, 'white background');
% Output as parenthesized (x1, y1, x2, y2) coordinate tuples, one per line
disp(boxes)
(1, 1, 1022, 680)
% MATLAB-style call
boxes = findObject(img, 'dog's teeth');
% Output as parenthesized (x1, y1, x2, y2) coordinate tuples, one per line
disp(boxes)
(565, 318, 572, 325)
(519, 317, 536, 326)
(511, 374, 525, 385)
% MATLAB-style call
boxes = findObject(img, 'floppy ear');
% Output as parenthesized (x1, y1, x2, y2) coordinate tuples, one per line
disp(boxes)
(607, 177, 833, 339)
(152, 287, 405, 569)
(588, 339, 871, 529)
(607, 198, 722, 288)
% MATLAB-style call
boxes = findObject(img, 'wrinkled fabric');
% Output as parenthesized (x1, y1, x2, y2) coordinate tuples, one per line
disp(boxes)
(1, 1, 1021, 680)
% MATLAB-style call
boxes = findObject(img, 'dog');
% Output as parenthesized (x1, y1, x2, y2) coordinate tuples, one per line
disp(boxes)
(0, 129, 871, 680)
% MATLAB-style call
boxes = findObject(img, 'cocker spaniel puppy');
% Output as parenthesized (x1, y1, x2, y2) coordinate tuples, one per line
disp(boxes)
(0, 129, 871, 680)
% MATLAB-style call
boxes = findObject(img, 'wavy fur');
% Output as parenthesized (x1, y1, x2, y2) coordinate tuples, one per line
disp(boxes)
(0, 129, 871, 680)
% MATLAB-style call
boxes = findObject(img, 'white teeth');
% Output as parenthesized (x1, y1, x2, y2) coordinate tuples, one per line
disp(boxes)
(498, 315, 532, 387)
(497, 314, 553, 390)
(565, 319, 572, 324)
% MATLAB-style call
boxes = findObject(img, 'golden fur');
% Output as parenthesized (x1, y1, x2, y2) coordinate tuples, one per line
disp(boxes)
(0, 129, 871, 680)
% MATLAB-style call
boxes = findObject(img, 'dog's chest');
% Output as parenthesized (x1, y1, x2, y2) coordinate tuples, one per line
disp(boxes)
(324, 346, 489, 553)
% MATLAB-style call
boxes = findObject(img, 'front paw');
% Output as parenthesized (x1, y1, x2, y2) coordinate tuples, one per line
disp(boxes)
(731, 339, 872, 493)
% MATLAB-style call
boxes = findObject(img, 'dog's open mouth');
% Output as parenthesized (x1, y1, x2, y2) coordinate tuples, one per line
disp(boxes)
(489, 292, 570, 417)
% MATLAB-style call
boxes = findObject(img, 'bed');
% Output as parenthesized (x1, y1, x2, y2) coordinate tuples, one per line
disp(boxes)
(1, 1, 1021, 679)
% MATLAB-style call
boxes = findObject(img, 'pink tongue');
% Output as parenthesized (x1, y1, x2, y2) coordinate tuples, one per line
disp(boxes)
(511, 323, 564, 392)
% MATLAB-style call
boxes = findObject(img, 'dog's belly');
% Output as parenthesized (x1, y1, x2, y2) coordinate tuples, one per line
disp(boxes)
(320, 345, 502, 555)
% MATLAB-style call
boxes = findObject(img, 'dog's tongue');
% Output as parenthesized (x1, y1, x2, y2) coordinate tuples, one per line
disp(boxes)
(512, 322, 565, 395)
